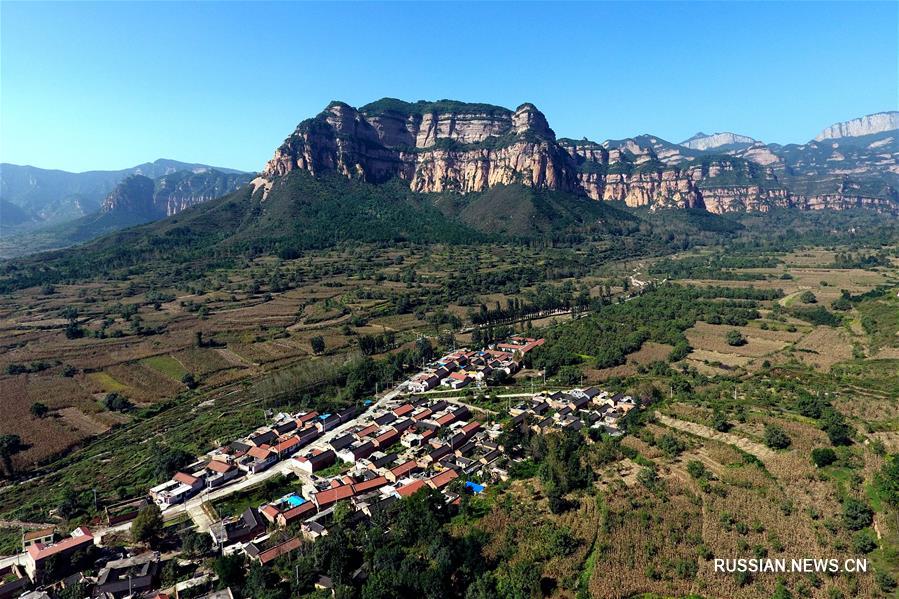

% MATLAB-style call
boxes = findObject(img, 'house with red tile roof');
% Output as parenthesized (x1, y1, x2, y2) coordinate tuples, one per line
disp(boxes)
(396, 479, 428, 498)
(351, 476, 388, 495)
(372, 428, 400, 449)
(273, 435, 301, 458)
(385, 460, 420, 483)
(446, 372, 470, 389)
(435, 412, 457, 427)
(24, 527, 94, 580)
(257, 537, 302, 566)
(312, 485, 355, 510)
(296, 411, 319, 424)
(276, 501, 316, 527)
(239, 446, 277, 474)
(392, 404, 414, 417)
(461, 421, 481, 438)
(205, 459, 240, 488)
(428, 468, 460, 490)
(355, 423, 379, 438)
(260, 504, 281, 523)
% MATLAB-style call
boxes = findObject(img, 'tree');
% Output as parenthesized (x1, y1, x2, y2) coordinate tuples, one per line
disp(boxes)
(799, 291, 817, 304)
(873, 454, 899, 523)
(181, 373, 198, 389)
(687, 460, 708, 480)
(821, 410, 853, 446)
(842, 498, 873, 531)
(0, 434, 23, 478)
(310, 336, 326, 354)
(557, 365, 581, 386)
(712, 409, 731, 432)
(102, 392, 134, 412)
(771, 581, 793, 599)
(811, 447, 837, 468)
(851, 529, 877, 554)
(658, 433, 685, 457)
(763, 424, 791, 449)
(213, 553, 246, 591)
(637, 467, 660, 490)
(180, 529, 212, 557)
(725, 330, 746, 347)
(30, 402, 49, 418)
(132, 503, 163, 545)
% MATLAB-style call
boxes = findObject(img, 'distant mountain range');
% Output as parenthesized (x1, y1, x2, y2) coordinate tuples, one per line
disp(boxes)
(0, 102, 896, 261)
(259, 101, 898, 214)
(0, 160, 251, 256)
(0, 159, 248, 227)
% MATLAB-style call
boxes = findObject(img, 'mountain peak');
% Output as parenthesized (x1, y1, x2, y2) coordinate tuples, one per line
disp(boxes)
(814, 111, 899, 141)
(680, 131, 757, 151)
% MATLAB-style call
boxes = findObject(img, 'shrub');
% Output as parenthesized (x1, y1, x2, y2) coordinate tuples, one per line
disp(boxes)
(842, 498, 873, 531)
(102, 392, 134, 412)
(810, 447, 837, 468)
(30, 402, 49, 418)
(686, 460, 708, 480)
(658, 433, 685, 457)
(799, 291, 817, 304)
(181, 373, 198, 389)
(712, 409, 731, 432)
(764, 424, 791, 449)
(726, 330, 747, 346)
(851, 529, 877, 554)
(875, 571, 897, 593)
(132, 504, 163, 545)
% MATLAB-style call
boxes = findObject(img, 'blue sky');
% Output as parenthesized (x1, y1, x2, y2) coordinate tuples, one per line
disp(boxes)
(2, 1, 897, 173)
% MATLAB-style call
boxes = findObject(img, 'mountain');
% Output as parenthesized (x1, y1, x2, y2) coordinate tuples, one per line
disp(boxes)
(258, 99, 898, 214)
(814, 111, 899, 141)
(0, 169, 252, 258)
(680, 132, 757, 152)
(0, 159, 249, 229)
(101, 170, 253, 219)
(0, 199, 36, 227)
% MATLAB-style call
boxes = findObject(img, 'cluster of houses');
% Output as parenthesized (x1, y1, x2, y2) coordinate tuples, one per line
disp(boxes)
(404, 337, 544, 392)
(149, 406, 360, 507)
(510, 387, 637, 436)
(3, 539, 225, 599)
(211, 397, 508, 565)
(0, 374, 643, 598)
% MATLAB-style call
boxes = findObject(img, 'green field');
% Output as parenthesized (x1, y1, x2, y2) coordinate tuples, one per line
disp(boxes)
(141, 355, 189, 380)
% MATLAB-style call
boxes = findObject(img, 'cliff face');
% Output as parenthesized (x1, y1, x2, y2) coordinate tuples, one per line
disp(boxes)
(681, 132, 757, 151)
(262, 101, 581, 196)
(260, 99, 898, 215)
(814, 112, 899, 141)
(102, 170, 252, 218)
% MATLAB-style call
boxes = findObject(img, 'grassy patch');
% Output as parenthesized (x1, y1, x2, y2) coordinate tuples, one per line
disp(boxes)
(0, 526, 21, 557)
(87, 371, 130, 393)
(212, 474, 301, 518)
(140, 355, 188, 381)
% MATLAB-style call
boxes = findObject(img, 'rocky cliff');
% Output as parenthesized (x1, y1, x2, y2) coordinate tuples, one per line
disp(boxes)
(814, 111, 899, 141)
(681, 132, 757, 151)
(102, 170, 252, 219)
(259, 99, 898, 215)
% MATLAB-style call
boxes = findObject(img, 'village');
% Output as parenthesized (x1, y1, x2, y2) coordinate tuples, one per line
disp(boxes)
(0, 337, 640, 599)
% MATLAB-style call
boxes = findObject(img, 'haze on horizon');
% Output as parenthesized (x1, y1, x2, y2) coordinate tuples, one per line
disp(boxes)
(1, 0, 897, 173)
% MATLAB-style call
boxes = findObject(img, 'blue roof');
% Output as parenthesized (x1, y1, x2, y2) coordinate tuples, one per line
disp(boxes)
(319, 413, 332, 420)
(465, 481, 485, 494)
(363, 400, 373, 406)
